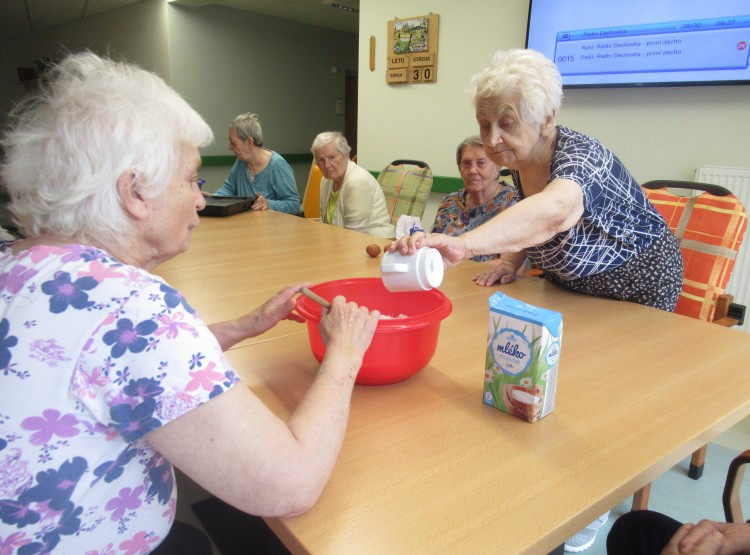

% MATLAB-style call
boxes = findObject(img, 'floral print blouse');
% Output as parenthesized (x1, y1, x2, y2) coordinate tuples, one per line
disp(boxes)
(430, 181, 518, 262)
(0, 243, 239, 554)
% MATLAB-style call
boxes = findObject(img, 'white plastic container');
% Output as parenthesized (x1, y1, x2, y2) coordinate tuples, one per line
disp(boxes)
(380, 247, 444, 292)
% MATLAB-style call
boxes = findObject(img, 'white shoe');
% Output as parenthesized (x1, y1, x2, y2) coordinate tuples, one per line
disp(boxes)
(564, 511, 610, 553)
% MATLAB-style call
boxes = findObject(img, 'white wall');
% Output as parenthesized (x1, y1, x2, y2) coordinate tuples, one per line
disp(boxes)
(0, 0, 171, 125)
(0, 0, 358, 196)
(358, 0, 750, 183)
(167, 4, 358, 157)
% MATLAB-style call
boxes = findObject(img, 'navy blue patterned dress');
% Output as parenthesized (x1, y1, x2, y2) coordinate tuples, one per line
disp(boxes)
(512, 126, 683, 311)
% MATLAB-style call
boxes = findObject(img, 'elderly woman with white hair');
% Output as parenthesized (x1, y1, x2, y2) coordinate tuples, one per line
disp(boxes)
(0, 52, 379, 553)
(392, 47, 684, 553)
(394, 48, 682, 313)
(311, 131, 395, 238)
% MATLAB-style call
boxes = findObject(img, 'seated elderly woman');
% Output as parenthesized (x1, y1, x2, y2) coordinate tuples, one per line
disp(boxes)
(212, 112, 302, 215)
(431, 135, 518, 262)
(311, 132, 395, 238)
(392, 48, 684, 552)
(0, 52, 379, 553)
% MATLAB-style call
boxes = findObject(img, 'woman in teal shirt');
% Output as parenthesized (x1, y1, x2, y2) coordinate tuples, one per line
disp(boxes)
(214, 113, 302, 215)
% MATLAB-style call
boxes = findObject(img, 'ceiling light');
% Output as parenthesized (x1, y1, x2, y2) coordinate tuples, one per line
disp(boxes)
(327, 3, 359, 14)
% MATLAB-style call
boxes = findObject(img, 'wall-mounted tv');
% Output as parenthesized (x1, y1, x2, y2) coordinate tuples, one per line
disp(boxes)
(526, 0, 750, 88)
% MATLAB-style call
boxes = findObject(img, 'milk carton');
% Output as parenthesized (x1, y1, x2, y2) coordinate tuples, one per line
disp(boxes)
(483, 292, 562, 423)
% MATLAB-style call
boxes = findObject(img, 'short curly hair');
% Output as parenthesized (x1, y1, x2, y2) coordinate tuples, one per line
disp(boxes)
(468, 49, 563, 127)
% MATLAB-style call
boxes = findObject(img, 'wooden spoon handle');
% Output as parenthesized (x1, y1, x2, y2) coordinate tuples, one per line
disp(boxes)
(300, 286, 332, 309)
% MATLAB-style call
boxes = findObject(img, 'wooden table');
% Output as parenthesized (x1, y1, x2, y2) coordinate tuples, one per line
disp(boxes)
(155, 210, 750, 555)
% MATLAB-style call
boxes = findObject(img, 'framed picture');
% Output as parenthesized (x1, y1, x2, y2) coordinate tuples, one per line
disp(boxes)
(386, 14, 439, 84)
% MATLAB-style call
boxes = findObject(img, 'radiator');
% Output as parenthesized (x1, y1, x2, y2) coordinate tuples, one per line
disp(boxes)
(695, 165, 750, 333)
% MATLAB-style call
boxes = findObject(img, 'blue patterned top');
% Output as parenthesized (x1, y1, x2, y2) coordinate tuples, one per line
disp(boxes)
(431, 181, 518, 262)
(0, 243, 239, 553)
(513, 126, 668, 280)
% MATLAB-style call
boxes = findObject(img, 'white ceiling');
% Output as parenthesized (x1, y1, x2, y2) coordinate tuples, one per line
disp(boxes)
(0, 0, 360, 40)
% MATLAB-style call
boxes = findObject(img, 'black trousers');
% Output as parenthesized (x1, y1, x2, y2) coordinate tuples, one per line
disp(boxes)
(151, 520, 213, 555)
(606, 510, 683, 555)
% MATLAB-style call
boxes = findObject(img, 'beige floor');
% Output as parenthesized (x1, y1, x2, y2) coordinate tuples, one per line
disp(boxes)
(174, 414, 750, 554)
(712, 413, 750, 452)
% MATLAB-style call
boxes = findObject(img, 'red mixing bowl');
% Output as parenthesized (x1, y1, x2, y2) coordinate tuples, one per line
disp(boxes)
(295, 278, 453, 386)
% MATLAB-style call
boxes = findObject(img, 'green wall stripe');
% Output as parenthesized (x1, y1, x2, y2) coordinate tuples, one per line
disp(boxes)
(201, 155, 236, 167)
(200, 156, 464, 195)
(201, 153, 313, 166)
(369, 171, 463, 194)
(430, 175, 463, 194)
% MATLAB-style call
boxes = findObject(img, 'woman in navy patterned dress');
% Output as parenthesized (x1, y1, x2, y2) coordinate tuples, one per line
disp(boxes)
(395, 48, 682, 313)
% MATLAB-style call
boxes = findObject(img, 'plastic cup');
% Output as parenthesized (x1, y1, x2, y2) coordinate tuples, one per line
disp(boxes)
(381, 247, 444, 292)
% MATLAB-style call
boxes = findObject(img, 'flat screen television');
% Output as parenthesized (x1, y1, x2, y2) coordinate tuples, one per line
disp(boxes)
(525, 0, 750, 88)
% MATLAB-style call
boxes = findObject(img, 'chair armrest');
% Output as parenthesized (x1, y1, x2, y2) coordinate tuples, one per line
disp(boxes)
(723, 449, 750, 523)
(713, 317, 740, 327)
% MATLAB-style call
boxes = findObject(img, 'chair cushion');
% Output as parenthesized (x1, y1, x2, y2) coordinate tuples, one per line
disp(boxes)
(644, 187, 747, 321)
(377, 163, 433, 225)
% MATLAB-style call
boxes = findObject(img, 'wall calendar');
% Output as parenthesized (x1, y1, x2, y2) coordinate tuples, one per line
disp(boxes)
(386, 14, 439, 85)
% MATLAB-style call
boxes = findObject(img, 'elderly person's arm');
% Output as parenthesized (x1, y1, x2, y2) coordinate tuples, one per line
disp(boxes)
(394, 178, 583, 265)
(212, 161, 243, 197)
(264, 161, 302, 215)
(661, 519, 750, 554)
(147, 295, 380, 518)
(208, 284, 306, 350)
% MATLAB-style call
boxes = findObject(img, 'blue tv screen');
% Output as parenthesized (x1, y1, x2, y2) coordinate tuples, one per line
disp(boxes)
(525, 0, 750, 88)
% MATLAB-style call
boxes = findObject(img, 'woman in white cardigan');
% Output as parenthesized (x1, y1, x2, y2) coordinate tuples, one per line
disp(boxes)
(311, 132, 395, 238)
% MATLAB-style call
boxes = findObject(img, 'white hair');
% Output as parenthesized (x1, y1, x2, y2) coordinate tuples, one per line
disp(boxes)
(230, 112, 263, 147)
(468, 49, 563, 127)
(311, 131, 351, 158)
(0, 51, 213, 247)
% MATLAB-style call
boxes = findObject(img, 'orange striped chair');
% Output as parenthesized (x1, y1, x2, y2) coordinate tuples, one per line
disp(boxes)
(632, 179, 748, 511)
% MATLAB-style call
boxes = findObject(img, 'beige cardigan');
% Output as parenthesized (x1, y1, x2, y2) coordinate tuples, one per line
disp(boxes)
(319, 160, 395, 238)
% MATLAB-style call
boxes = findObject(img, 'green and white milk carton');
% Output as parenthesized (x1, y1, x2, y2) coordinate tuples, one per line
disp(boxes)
(484, 292, 562, 423)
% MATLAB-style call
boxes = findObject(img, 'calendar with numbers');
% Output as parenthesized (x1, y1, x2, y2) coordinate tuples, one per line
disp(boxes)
(386, 14, 439, 85)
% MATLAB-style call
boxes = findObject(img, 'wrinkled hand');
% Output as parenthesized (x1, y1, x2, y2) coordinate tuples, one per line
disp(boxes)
(388, 231, 466, 268)
(319, 296, 380, 371)
(252, 194, 269, 211)
(208, 284, 307, 350)
(249, 283, 310, 335)
(473, 261, 518, 287)
(661, 521, 726, 555)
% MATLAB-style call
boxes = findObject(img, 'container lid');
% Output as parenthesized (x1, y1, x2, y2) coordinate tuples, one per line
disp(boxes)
(423, 248, 444, 288)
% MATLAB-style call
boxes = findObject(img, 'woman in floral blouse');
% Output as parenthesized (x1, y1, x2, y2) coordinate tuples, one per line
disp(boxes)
(431, 135, 518, 262)
(0, 52, 379, 554)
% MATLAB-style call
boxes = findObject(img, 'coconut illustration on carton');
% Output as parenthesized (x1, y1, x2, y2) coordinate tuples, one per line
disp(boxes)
(483, 292, 562, 423)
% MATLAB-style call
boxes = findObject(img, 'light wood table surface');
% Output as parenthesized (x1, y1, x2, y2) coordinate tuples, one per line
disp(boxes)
(155, 210, 750, 555)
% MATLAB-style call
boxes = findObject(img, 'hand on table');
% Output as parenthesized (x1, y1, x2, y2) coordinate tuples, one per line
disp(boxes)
(473, 261, 518, 286)
(252, 193, 269, 211)
(660, 520, 750, 555)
